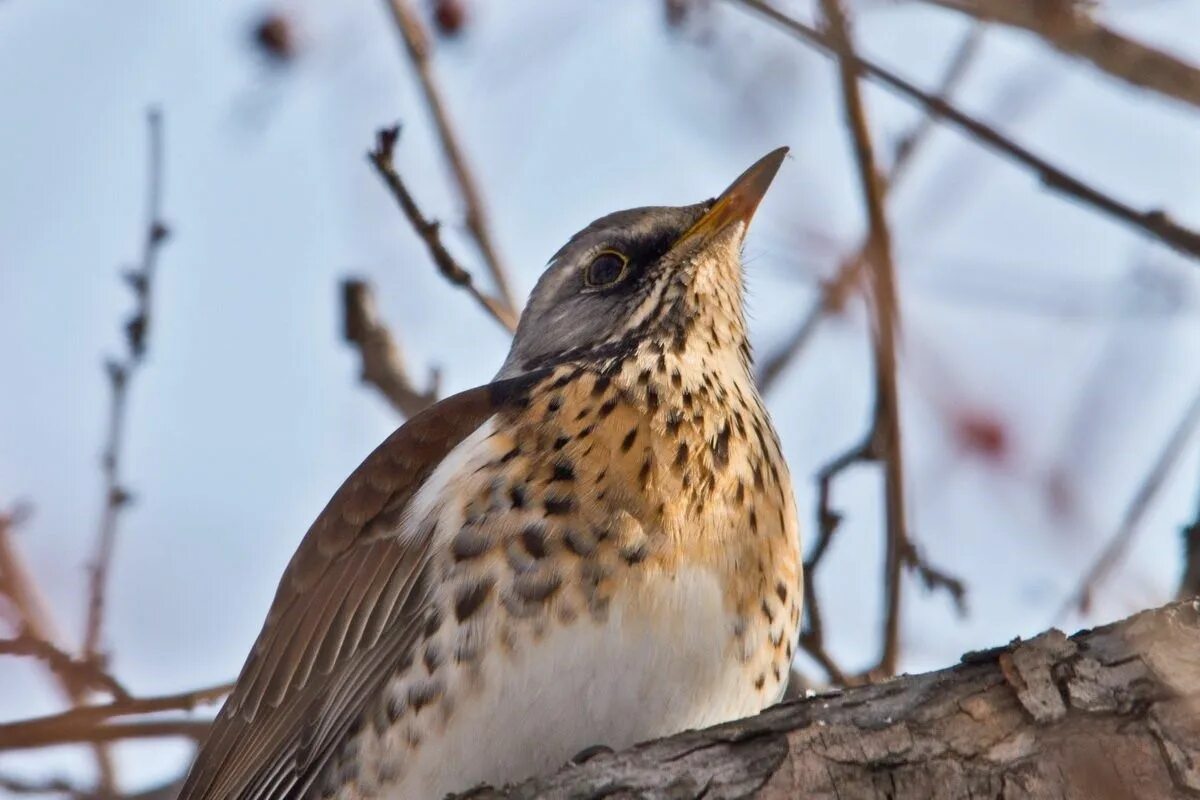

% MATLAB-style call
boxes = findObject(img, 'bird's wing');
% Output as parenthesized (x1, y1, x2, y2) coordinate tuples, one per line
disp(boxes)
(178, 373, 544, 800)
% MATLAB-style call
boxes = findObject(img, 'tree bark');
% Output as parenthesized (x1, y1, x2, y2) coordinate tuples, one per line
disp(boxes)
(458, 599, 1200, 799)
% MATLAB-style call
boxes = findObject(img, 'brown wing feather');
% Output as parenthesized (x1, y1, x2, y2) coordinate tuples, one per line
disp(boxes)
(178, 374, 543, 800)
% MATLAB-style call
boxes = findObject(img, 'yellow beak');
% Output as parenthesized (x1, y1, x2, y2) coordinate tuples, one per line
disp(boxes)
(678, 147, 788, 247)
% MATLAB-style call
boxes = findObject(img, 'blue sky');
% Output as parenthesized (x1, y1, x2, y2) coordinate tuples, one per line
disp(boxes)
(1, 0, 1198, 792)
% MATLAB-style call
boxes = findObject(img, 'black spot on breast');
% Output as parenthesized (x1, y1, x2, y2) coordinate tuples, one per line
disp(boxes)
(423, 607, 442, 639)
(637, 369, 652, 385)
(408, 679, 444, 713)
(452, 528, 491, 561)
(682, 391, 693, 409)
(514, 572, 563, 603)
(509, 485, 527, 509)
(499, 446, 521, 464)
(620, 543, 648, 565)
(598, 398, 618, 418)
(753, 674, 765, 690)
(674, 442, 688, 467)
(646, 387, 660, 411)
(544, 495, 574, 516)
(591, 375, 611, 397)
(553, 435, 570, 450)
(666, 410, 683, 436)
(749, 510, 758, 534)
(563, 528, 595, 557)
(776, 581, 788, 603)
(547, 396, 563, 412)
(454, 578, 495, 621)
(761, 598, 775, 624)
(521, 525, 548, 558)
(551, 460, 576, 482)
(713, 422, 731, 468)
(621, 427, 639, 452)
(423, 642, 443, 673)
(639, 458, 652, 487)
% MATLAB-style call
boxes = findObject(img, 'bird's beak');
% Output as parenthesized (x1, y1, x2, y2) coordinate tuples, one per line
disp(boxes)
(676, 147, 788, 248)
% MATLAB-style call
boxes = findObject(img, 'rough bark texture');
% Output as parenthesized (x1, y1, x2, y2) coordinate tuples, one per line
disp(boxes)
(458, 600, 1200, 799)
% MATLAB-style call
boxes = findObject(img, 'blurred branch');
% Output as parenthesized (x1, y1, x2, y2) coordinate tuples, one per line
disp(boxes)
(0, 681, 232, 751)
(922, 0, 1200, 111)
(1058, 385, 1200, 619)
(0, 774, 88, 799)
(342, 278, 441, 418)
(728, 0, 1200, 261)
(1, 720, 211, 751)
(757, 23, 984, 393)
(84, 107, 170, 662)
(382, 0, 518, 313)
(0, 508, 119, 792)
(1180, 466, 1200, 599)
(821, 0, 915, 680)
(0, 634, 130, 702)
(368, 126, 518, 332)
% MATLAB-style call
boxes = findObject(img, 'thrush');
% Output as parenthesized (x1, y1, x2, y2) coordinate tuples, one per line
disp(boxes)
(179, 149, 802, 799)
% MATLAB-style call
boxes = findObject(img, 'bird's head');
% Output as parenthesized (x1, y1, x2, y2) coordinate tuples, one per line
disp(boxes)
(498, 148, 787, 379)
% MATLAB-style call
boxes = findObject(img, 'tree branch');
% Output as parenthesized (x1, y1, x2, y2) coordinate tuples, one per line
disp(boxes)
(342, 278, 441, 418)
(368, 126, 518, 332)
(382, 0, 518, 313)
(84, 107, 170, 662)
(922, 0, 1200, 111)
(458, 599, 1200, 799)
(726, 0, 1200, 261)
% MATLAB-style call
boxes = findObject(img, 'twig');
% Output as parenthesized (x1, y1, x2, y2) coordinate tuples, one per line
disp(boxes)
(368, 126, 518, 332)
(0, 681, 233, 751)
(83, 107, 170, 662)
(819, 0, 910, 679)
(726, 0, 1200, 261)
(0, 720, 212, 751)
(0, 634, 130, 702)
(382, 0, 518, 313)
(1057, 386, 1200, 619)
(757, 23, 984, 395)
(922, 0, 1200, 111)
(342, 278, 441, 417)
(0, 508, 120, 792)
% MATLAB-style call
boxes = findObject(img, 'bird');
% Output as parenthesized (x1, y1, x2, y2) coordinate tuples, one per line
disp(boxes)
(179, 148, 802, 800)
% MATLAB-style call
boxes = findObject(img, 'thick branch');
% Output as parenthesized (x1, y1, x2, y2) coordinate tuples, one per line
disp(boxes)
(923, 0, 1200, 111)
(460, 599, 1200, 799)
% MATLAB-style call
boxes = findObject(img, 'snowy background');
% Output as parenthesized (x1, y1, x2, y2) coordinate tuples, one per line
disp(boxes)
(1, 0, 1199, 792)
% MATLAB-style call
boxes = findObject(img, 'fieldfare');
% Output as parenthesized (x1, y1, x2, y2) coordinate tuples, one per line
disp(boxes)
(179, 148, 802, 799)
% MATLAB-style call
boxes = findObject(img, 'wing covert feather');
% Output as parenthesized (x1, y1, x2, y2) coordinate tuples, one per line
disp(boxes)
(178, 373, 543, 800)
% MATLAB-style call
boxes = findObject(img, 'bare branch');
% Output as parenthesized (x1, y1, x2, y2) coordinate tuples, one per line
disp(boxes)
(84, 107, 171, 662)
(368, 126, 518, 332)
(1, 720, 212, 751)
(382, 0, 518, 312)
(923, 0, 1200, 111)
(1058, 385, 1200, 619)
(342, 278, 441, 418)
(819, 0, 910, 679)
(727, 0, 1200, 261)
(0, 681, 232, 751)
(1181, 463, 1200, 600)
(0, 634, 130, 702)
(757, 23, 983, 395)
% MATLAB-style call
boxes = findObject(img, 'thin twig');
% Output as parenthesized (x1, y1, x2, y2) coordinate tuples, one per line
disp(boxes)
(757, 23, 984, 394)
(382, 0, 518, 312)
(0, 680, 233, 750)
(368, 126, 518, 332)
(727, 0, 1200, 261)
(922, 0, 1200, 111)
(1057, 386, 1200, 620)
(0, 634, 131, 701)
(820, 0, 910, 679)
(83, 107, 170, 661)
(342, 278, 441, 417)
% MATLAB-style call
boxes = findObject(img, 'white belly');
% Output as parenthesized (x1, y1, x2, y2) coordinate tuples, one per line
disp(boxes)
(392, 565, 765, 798)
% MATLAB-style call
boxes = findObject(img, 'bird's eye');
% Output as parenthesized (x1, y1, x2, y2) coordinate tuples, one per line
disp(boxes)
(584, 251, 629, 288)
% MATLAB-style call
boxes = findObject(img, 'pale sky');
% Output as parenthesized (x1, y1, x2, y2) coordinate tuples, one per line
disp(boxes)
(1, 0, 1199, 792)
